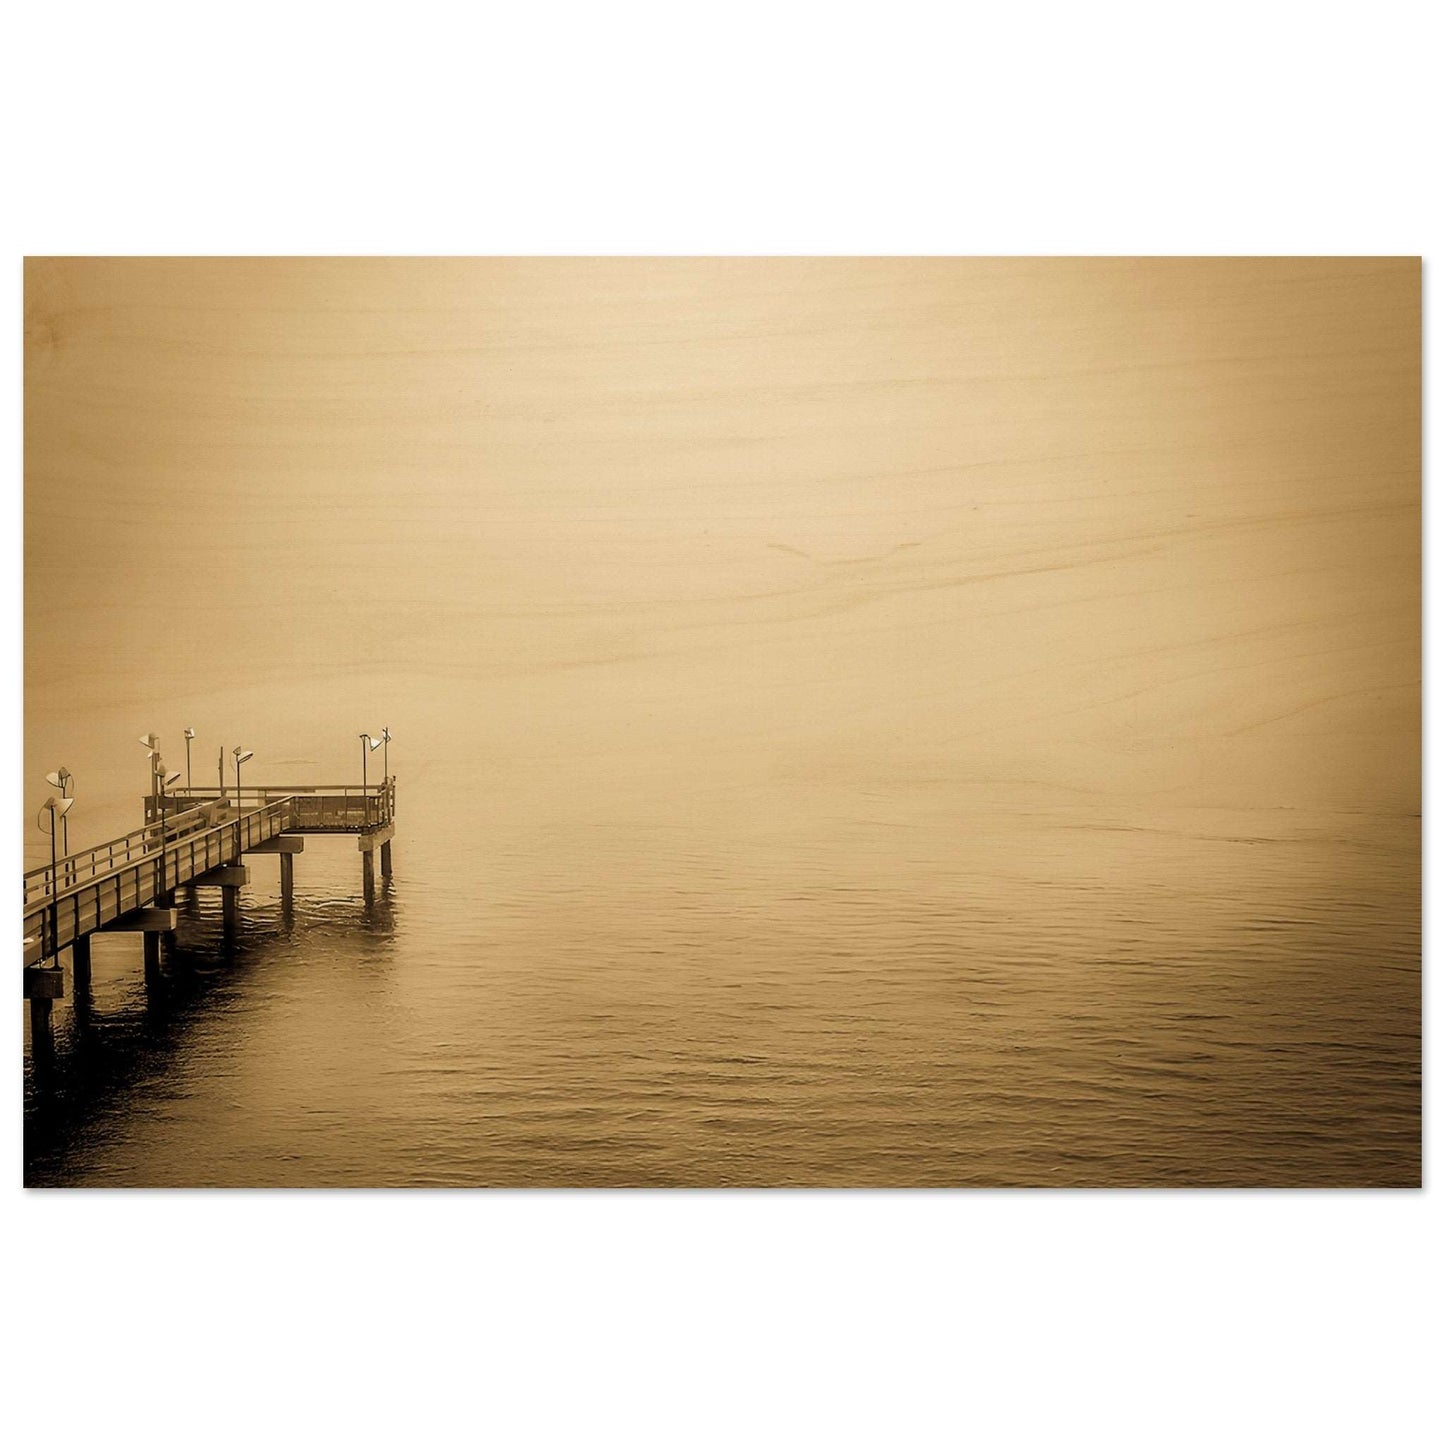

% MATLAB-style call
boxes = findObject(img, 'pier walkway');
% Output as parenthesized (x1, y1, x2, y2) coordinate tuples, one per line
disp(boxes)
(23, 782, 395, 1060)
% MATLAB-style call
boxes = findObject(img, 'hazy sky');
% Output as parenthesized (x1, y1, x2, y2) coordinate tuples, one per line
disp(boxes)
(24, 258, 1419, 845)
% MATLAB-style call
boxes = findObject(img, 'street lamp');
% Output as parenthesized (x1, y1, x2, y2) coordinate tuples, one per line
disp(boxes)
(158, 770, 182, 894)
(158, 769, 182, 823)
(183, 727, 196, 790)
(233, 748, 254, 809)
(38, 796, 75, 956)
(380, 727, 392, 821)
(139, 733, 161, 815)
(359, 733, 381, 823)
(44, 767, 73, 855)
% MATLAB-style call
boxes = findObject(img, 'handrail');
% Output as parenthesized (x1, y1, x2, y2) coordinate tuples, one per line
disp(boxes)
(23, 798, 295, 913)
(23, 796, 299, 964)
(25, 782, 395, 920)
(23, 805, 216, 903)
(172, 781, 394, 829)
(170, 784, 390, 796)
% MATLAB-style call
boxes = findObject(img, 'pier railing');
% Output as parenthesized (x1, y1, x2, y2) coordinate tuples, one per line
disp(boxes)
(24, 782, 396, 966)
(23, 797, 296, 965)
(24, 801, 227, 910)
(161, 781, 394, 832)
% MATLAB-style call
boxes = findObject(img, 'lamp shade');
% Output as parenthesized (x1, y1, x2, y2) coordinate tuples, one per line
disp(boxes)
(39, 796, 75, 829)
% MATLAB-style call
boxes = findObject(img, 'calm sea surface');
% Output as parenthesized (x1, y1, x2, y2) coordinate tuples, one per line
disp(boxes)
(23, 258, 1420, 1186)
(22, 712, 1420, 1186)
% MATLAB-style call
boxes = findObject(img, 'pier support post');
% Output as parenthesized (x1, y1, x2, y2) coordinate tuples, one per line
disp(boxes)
(25, 966, 64, 1071)
(358, 825, 391, 900)
(243, 835, 303, 913)
(72, 935, 92, 993)
(99, 908, 178, 989)
(143, 932, 162, 988)
(192, 866, 248, 936)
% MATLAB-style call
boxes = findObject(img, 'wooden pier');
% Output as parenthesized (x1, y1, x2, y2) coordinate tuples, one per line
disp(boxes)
(23, 780, 396, 1065)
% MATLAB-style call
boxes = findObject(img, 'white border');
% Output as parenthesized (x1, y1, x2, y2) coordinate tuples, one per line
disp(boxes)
(5, 4, 1437, 1441)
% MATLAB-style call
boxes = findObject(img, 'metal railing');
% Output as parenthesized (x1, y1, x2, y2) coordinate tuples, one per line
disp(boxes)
(24, 803, 223, 909)
(166, 780, 394, 832)
(22, 798, 296, 966)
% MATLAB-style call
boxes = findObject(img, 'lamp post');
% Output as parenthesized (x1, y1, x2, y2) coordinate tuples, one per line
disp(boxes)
(44, 767, 73, 856)
(158, 770, 181, 896)
(380, 727, 392, 821)
(359, 733, 381, 824)
(139, 733, 160, 818)
(183, 727, 196, 790)
(233, 748, 254, 810)
(38, 796, 75, 957)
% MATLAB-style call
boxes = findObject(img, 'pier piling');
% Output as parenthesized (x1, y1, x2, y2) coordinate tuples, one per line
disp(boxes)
(24, 965, 64, 1071)
(71, 935, 91, 993)
(143, 932, 162, 987)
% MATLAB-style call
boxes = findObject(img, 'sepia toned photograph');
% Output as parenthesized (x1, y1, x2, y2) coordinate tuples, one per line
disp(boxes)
(22, 256, 1420, 1188)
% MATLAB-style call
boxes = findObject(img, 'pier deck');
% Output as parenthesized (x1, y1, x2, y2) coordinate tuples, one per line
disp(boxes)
(23, 780, 396, 968)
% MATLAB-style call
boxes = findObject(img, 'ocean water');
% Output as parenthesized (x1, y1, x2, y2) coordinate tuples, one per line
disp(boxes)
(22, 258, 1420, 1186)
(23, 779, 1420, 1187)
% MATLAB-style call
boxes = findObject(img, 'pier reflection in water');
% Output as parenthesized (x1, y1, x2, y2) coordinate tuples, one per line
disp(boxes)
(25, 863, 399, 1184)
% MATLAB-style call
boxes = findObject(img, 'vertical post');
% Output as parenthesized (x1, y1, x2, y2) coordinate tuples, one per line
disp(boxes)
(223, 885, 240, 933)
(143, 932, 162, 988)
(280, 852, 294, 911)
(48, 818, 60, 958)
(361, 848, 375, 900)
(25, 966, 63, 1071)
(380, 839, 393, 878)
(72, 935, 92, 993)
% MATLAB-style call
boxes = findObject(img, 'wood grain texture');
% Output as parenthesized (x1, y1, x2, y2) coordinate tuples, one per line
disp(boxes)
(23, 260, 1420, 1186)
(25, 258, 1419, 828)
